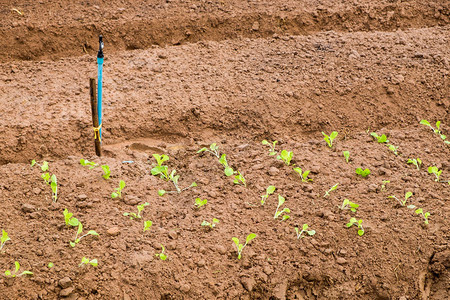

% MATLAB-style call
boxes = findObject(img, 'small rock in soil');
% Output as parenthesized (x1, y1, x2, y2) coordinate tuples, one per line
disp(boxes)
(107, 227, 120, 236)
(268, 167, 279, 176)
(368, 184, 378, 193)
(215, 245, 227, 255)
(59, 277, 72, 289)
(21, 203, 35, 213)
(196, 259, 206, 267)
(336, 257, 347, 265)
(77, 194, 87, 200)
(59, 287, 74, 297)
(180, 283, 191, 293)
(240, 276, 256, 292)
(32, 187, 41, 195)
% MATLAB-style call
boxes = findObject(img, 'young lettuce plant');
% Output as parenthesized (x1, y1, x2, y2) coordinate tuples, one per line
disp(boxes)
(41, 172, 51, 184)
(343, 151, 350, 163)
(346, 218, 365, 236)
(197, 143, 220, 158)
(219, 154, 235, 177)
(101, 165, 111, 179)
(261, 140, 278, 156)
(80, 159, 97, 169)
(232, 233, 256, 259)
(355, 168, 370, 177)
(151, 154, 170, 181)
(79, 257, 98, 267)
(387, 144, 399, 156)
(428, 166, 442, 182)
(324, 183, 339, 197)
(1, 229, 10, 251)
(407, 158, 422, 170)
(194, 198, 207, 208)
(201, 218, 219, 229)
(155, 244, 167, 260)
(4, 261, 33, 277)
(50, 174, 58, 202)
(370, 132, 389, 143)
(388, 192, 413, 207)
(414, 208, 430, 225)
(63, 208, 79, 227)
(111, 180, 126, 198)
(340, 199, 359, 212)
(158, 170, 197, 196)
(124, 202, 149, 220)
(233, 171, 247, 187)
(293, 167, 312, 182)
(70, 222, 99, 247)
(31, 160, 49, 172)
(421, 120, 450, 144)
(261, 185, 275, 205)
(322, 131, 338, 148)
(274, 195, 290, 220)
(294, 224, 316, 239)
(381, 180, 390, 192)
(143, 220, 153, 232)
(277, 150, 293, 166)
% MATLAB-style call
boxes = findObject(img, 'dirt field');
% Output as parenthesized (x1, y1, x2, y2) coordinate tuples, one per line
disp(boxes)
(0, 1, 449, 299)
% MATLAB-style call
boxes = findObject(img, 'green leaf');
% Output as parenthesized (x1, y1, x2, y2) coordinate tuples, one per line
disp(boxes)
(420, 120, 431, 126)
(1, 229, 10, 244)
(30, 159, 36, 167)
(119, 180, 126, 190)
(111, 192, 118, 198)
(197, 148, 207, 153)
(219, 154, 227, 166)
(302, 224, 309, 230)
(48, 262, 54, 268)
(101, 165, 110, 179)
(190, 182, 197, 187)
(231, 237, 240, 247)
(415, 208, 423, 215)
(68, 218, 79, 227)
(307, 230, 316, 236)
(77, 223, 83, 235)
(160, 254, 167, 261)
(407, 205, 416, 209)
(14, 261, 20, 273)
(69, 241, 76, 247)
(405, 192, 412, 200)
(278, 195, 285, 206)
(144, 220, 153, 232)
(158, 190, 166, 196)
(357, 229, 364, 236)
(282, 215, 290, 221)
(90, 259, 98, 267)
(87, 230, 99, 236)
(224, 166, 234, 176)
(5, 270, 11, 277)
(261, 140, 269, 145)
(246, 233, 256, 244)
(267, 185, 276, 194)
(41, 161, 49, 172)
(436, 121, 441, 130)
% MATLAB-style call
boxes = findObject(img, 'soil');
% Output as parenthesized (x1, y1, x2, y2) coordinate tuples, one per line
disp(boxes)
(0, 0, 449, 299)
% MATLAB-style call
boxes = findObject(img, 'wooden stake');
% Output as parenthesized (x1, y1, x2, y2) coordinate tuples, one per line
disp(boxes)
(89, 78, 102, 156)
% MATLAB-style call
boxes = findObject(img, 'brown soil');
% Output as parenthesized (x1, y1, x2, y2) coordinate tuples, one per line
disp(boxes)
(0, 1, 449, 299)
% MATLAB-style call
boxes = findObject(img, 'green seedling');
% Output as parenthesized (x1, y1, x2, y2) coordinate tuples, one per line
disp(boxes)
(388, 191, 413, 207)
(346, 218, 365, 236)
(69, 222, 99, 247)
(47, 262, 54, 268)
(158, 169, 197, 196)
(381, 180, 390, 192)
(231, 233, 256, 259)
(31, 160, 49, 172)
(143, 220, 153, 232)
(79, 257, 98, 267)
(197, 143, 220, 158)
(322, 131, 338, 148)
(340, 199, 359, 212)
(50, 174, 57, 202)
(414, 208, 430, 225)
(233, 171, 246, 187)
(63, 209, 79, 227)
(124, 202, 149, 220)
(276, 150, 293, 166)
(194, 198, 207, 208)
(219, 154, 235, 176)
(274, 195, 290, 220)
(355, 168, 371, 177)
(421, 120, 449, 143)
(201, 218, 219, 229)
(1, 229, 10, 251)
(370, 132, 389, 143)
(428, 166, 442, 182)
(80, 159, 97, 169)
(324, 183, 339, 197)
(111, 180, 126, 198)
(101, 165, 111, 179)
(261, 185, 276, 205)
(41, 172, 51, 184)
(407, 158, 422, 170)
(343, 151, 350, 163)
(4, 261, 33, 277)
(262, 140, 278, 156)
(151, 154, 170, 181)
(388, 144, 399, 156)
(293, 167, 312, 182)
(295, 224, 316, 239)
(155, 244, 167, 260)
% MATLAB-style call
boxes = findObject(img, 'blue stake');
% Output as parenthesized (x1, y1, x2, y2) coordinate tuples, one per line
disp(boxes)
(97, 35, 104, 142)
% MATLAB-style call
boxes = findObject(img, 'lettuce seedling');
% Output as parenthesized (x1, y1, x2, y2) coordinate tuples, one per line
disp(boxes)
(276, 150, 293, 166)
(4, 261, 33, 277)
(80, 159, 97, 169)
(370, 132, 389, 143)
(124, 202, 149, 220)
(50, 174, 58, 202)
(219, 154, 235, 176)
(151, 154, 170, 181)
(421, 120, 449, 143)
(232, 233, 256, 259)
(69, 222, 99, 247)
(201, 218, 219, 229)
(155, 244, 167, 260)
(47, 262, 54, 268)
(101, 165, 111, 179)
(295, 224, 316, 239)
(428, 166, 442, 182)
(381, 180, 390, 192)
(111, 180, 126, 198)
(41, 172, 51, 184)
(261, 140, 278, 156)
(388, 144, 399, 156)
(343, 151, 350, 163)
(388, 191, 413, 207)
(324, 183, 339, 197)
(293, 167, 312, 182)
(407, 158, 422, 170)
(233, 171, 246, 187)
(261, 185, 276, 205)
(79, 257, 98, 267)
(194, 198, 207, 208)
(197, 143, 220, 158)
(63, 209, 79, 227)
(414, 208, 430, 225)
(1, 229, 10, 251)
(274, 195, 290, 220)
(143, 220, 153, 232)
(322, 131, 338, 148)
(355, 168, 370, 177)
(340, 199, 359, 212)
(158, 169, 197, 196)
(346, 218, 365, 236)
